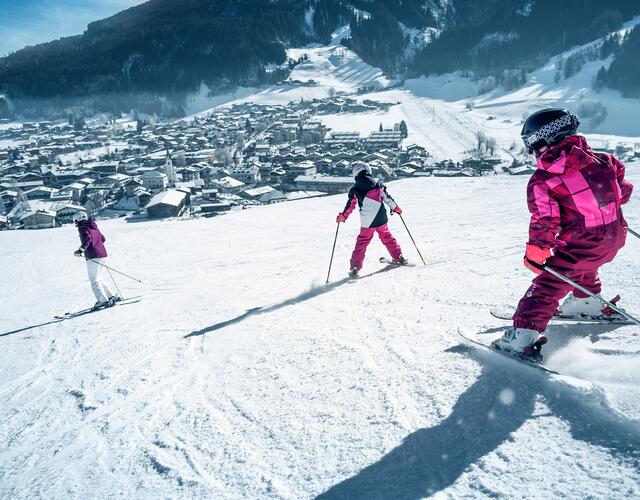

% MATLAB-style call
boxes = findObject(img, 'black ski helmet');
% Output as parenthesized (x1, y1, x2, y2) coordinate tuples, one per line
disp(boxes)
(521, 108, 580, 155)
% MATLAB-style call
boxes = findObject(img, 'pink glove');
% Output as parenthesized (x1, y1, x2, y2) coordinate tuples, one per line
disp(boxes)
(393, 206, 403, 215)
(336, 213, 346, 223)
(524, 243, 552, 274)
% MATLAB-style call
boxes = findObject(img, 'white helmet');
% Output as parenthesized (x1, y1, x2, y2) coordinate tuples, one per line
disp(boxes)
(352, 161, 372, 178)
(73, 211, 88, 223)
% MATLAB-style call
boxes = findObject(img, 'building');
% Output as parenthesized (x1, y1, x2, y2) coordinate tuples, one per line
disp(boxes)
(210, 176, 245, 194)
(294, 175, 353, 194)
(164, 153, 177, 186)
(145, 189, 188, 218)
(139, 170, 169, 192)
(55, 204, 87, 224)
(242, 186, 286, 204)
(20, 210, 57, 229)
(231, 165, 261, 184)
(364, 130, 403, 151)
(325, 131, 360, 149)
(283, 161, 317, 184)
(200, 202, 232, 214)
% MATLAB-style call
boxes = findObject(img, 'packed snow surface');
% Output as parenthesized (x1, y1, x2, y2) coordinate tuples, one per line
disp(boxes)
(1, 167, 640, 498)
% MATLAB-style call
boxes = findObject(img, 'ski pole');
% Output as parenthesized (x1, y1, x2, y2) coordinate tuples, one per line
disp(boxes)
(326, 222, 340, 285)
(399, 213, 426, 266)
(88, 259, 143, 284)
(106, 267, 124, 299)
(526, 258, 640, 325)
(628, 226, 640, 240)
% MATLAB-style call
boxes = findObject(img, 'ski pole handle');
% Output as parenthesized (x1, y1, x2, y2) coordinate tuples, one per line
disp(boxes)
(525, 258, 640, 325)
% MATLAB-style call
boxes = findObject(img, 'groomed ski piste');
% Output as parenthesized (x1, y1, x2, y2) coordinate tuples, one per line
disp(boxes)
(1, 166, 639, 498)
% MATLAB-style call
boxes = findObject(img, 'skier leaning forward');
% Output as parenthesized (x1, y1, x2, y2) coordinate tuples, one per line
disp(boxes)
(73, 214, 121, 309)
(494, 108, 634, 357)
(337, 162, 407, 277)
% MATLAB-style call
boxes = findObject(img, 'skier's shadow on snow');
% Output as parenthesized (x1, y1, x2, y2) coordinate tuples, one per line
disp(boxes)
(185, 265, 401, 338)
(317, 341, 640, 500)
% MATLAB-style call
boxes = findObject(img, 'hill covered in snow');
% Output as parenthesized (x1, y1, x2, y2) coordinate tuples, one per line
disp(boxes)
(1, 168, 639, 497)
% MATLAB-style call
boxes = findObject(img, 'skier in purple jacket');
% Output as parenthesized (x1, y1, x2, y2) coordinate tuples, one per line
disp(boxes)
(73, 213, 119, 309)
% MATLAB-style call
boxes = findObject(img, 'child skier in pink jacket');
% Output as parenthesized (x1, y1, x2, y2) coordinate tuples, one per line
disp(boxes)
(494, 109, 633, 358)
(337, 162, 406, 277)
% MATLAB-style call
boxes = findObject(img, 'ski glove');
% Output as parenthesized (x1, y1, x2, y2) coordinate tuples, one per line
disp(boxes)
(392, 206, 403, 215)
(74, 249, 84, 257)
(524, 243, 551, 274)
(336, 213, 347, 223)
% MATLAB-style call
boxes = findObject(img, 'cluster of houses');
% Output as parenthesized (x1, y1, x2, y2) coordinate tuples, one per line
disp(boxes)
(9, 95, 637, 230)
(0, 97, 428, 230)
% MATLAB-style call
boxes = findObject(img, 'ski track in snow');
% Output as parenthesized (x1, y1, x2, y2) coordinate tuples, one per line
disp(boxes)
(1, 168, 639, 498)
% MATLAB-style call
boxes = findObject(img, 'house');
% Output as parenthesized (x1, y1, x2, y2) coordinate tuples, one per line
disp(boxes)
(200, 202, 232, 214)
(241, 186, 286, 204)
(24, 186, 58, 200)
(364, 130, 403, 151)
(114, 179, 152, 211)
(325, 131, 360, 149)
(210, 176, 245, 194)
(55, 204, 87, 224)
(139, 170, 169, 192)
(59, 182, 86, 203)
(145, 189, 188, 218)
(230, 165, 261, 184)
(0, 214, 8, 229)
(282, 161, 317, 184)
(294, 175, 353, 194)
(20, 210, 57, 229)
(201, 188, 220, 201)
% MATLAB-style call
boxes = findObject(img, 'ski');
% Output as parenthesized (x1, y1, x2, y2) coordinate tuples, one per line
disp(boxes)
(490, 305, 634, 325)
(1, 298, 142, 337)
(55, 296, 142, 319)
(378, 256, 413, 266)
(457, 327, 559, 374)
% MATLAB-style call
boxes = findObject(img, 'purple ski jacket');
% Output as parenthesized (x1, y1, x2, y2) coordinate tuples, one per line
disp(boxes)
(77, 218, 108, 259)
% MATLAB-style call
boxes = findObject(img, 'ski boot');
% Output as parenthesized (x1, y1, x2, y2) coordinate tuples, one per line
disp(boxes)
(349, 267, 359, 279)
(558, 293, 604, 318)
(393, 255, 408, 266)
(92, 300, 109, 311)
(491, 328, 547, 363)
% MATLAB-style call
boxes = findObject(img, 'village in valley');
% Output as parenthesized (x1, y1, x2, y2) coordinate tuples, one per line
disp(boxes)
(2, 94, 638, 231)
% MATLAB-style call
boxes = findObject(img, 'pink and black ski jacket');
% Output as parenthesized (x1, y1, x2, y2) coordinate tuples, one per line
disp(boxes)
(527, 135, 633, 249)
(341, 173, 398, 228)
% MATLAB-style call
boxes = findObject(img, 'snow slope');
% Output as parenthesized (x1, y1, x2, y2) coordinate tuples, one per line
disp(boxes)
(184, 21, 640, 163)
(1, 167, 640, 498)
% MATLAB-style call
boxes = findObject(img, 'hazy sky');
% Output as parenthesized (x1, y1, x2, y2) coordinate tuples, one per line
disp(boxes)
(0, 0, 145, 56)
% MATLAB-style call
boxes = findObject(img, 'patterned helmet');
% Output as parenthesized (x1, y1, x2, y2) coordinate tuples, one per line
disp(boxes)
(521, 108, 580, 155)
(352, 161, 372, 178)
(73, 211, 88, 223)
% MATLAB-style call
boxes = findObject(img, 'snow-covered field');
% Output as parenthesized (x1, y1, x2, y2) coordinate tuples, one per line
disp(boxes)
(1, 167, 640, 498)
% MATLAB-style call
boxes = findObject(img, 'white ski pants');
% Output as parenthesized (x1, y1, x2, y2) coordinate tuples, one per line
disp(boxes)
(86, 258, 115, 303)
